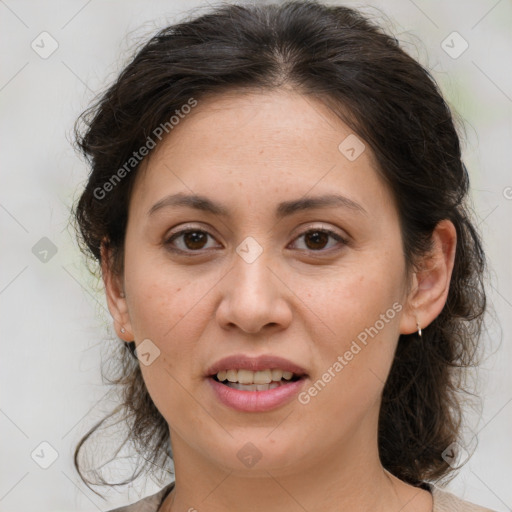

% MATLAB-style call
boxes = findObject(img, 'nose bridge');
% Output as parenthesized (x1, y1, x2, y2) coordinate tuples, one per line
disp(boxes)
(232, 237, 275, 301)
(216, 236, 291, 333)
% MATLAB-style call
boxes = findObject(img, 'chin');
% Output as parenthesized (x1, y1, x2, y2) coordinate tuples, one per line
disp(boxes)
(201, 432, 307, 475)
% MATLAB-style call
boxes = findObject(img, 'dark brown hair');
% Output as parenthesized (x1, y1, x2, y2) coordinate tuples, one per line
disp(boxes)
(72, 0, 487, 496)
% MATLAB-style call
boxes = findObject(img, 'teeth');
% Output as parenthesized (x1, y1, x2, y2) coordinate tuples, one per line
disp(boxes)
(225, 382, 281, 391)
(215, 368, 296, 384)
(271, 369, 282, 381)
(238, 369, 256, 384)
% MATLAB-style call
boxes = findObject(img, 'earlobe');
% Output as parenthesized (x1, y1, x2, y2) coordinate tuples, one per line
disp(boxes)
(399, 220, 457, 336)
(100, 241, 134, 341)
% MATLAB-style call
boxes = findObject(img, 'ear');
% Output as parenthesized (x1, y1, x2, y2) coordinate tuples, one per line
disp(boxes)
(100, 241, 134, 341)
(399, 219, 457, 335)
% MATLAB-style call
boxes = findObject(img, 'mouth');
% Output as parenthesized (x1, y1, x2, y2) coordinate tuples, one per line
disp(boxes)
(205, 354, 309, 412)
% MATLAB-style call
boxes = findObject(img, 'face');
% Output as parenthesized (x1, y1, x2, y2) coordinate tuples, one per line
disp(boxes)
(111, 89, 414, 476)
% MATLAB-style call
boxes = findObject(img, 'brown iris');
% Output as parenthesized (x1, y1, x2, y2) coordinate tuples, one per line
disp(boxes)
(182, 230, 208, 250)
(303, 231, 329, 250)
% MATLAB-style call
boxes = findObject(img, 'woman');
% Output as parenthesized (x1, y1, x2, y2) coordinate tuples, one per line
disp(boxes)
(72, 1, 495, 511)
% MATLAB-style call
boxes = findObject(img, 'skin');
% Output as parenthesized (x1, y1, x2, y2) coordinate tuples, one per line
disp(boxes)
(103, 89, 456, 512)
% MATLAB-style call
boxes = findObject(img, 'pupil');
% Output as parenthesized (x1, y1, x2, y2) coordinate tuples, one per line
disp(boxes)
(306, 231, 328, 250)
(185, 231, 206, 249)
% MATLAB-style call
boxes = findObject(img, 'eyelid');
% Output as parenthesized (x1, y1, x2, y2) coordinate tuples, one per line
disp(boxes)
(165, 222, 220, 240)
(290, 222, 348, 241)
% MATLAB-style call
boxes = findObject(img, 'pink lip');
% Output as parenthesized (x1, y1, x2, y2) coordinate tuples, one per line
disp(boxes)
(205, 354, 308, 377)
(205, 354, 308, 413)
(207, 377, 307, 412)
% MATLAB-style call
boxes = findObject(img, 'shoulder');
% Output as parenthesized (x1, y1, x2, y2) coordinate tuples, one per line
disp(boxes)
(106, 482, 175, 512)
(430, 485, 497, 512)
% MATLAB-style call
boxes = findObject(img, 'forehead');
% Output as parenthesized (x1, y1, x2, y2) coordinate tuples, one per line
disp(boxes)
(130, 89, 393, 218)
(158, 89, 359, 160)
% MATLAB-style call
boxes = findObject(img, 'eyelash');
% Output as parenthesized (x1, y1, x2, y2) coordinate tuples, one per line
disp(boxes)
(164, 226, 348, 256)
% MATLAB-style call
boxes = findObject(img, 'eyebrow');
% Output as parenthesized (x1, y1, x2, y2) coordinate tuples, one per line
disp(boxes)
(148, 192, 367, 218)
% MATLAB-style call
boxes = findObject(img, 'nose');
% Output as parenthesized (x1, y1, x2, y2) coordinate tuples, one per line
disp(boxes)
(215, 248, 293, 334)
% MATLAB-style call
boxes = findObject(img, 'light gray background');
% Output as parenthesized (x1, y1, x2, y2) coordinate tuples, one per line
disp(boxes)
(1, 0, 511, 510)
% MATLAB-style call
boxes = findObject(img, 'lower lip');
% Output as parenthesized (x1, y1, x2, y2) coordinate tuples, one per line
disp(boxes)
(207, 377, 306, 412)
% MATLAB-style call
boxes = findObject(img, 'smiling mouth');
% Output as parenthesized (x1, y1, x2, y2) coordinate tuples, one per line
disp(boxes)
(211, 368, 304, 392)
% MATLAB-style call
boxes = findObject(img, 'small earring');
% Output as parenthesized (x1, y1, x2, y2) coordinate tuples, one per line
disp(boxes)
(416, 321, 422, 338)
(121, 328, 126, 334)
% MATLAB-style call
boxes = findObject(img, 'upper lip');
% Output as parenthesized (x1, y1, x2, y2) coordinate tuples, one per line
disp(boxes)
(206, 354, 308, 377)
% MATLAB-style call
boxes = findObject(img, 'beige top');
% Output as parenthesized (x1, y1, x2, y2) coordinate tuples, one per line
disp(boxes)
(108, 481, 497, 511)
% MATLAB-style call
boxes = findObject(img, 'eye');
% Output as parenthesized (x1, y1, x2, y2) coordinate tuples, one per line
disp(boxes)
(164, 226, 348, 256)
(165, 228, 220, 253)
(290, 228, 347, 252)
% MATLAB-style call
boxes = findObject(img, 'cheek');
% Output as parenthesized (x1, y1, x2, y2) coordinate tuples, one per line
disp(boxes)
(300, 258, 404, 407)
(124, 261, 215, 421)
(308, 261, 403, 345)
(124, 248, 206, 341)
(122, 251, 221, 395)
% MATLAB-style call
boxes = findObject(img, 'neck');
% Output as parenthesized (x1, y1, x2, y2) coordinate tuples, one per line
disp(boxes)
(160, 424, 431, 512)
